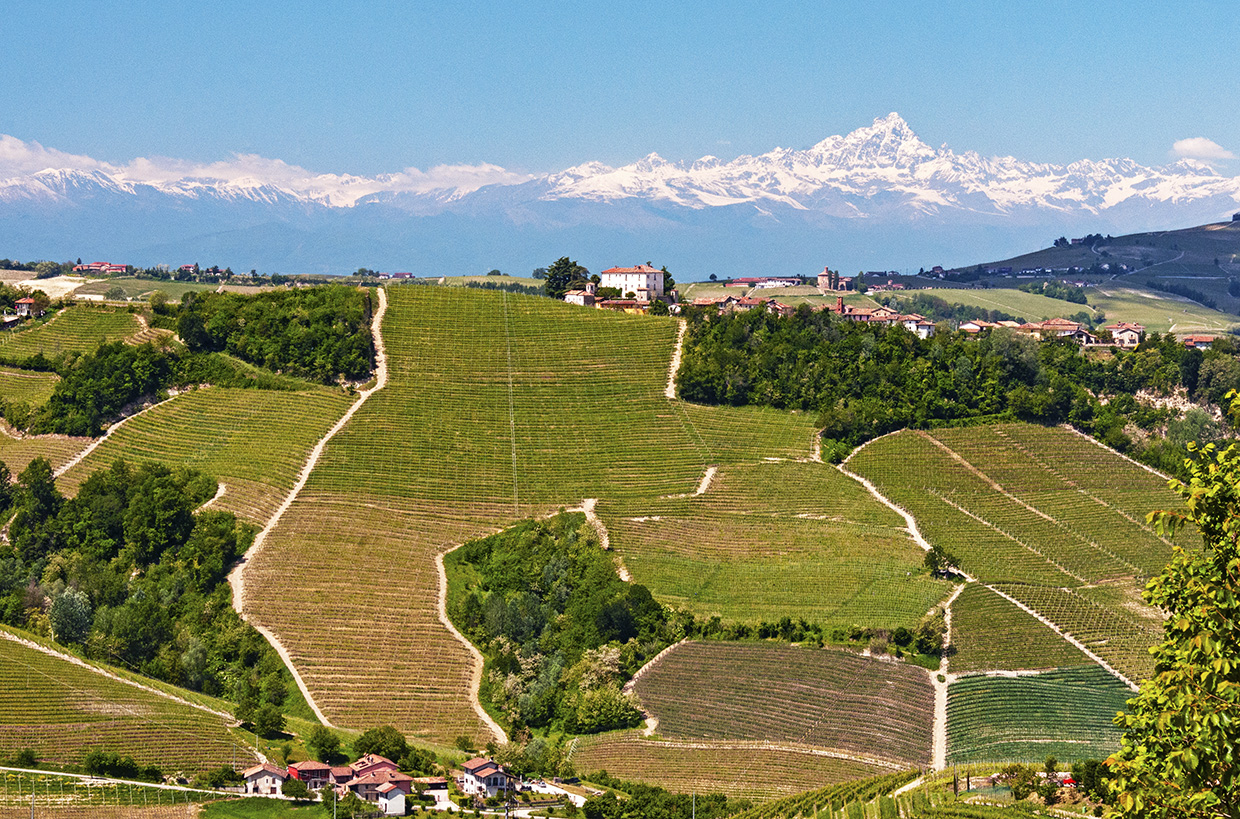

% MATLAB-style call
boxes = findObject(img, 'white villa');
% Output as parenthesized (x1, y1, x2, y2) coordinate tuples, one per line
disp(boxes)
(599, 264, 665, 302)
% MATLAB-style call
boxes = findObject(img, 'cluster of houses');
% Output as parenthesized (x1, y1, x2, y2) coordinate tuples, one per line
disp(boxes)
(72, 261, 129, 274)
(241, 754, 516, 815)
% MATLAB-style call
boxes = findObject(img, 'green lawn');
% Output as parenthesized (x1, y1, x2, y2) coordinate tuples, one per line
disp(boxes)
(1087, 286, 1236, 334)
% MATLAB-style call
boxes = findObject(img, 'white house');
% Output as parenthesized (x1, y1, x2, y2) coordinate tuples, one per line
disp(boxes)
(461, 757, 516, 798)
(242, 763, 288, 795)
(565, 282, 597, 306)
(376, 783, 406, 816)
(1105, 322, 1144, 349)
(900, 314, 936, 339)
(14, 298, 35, 318)
(599, 264, 664, 302)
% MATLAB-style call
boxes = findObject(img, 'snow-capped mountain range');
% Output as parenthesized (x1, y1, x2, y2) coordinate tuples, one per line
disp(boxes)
(2, 113, 1238, 275)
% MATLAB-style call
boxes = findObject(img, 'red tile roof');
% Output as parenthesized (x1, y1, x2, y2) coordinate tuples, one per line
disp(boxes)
(601, 264, 661, 274)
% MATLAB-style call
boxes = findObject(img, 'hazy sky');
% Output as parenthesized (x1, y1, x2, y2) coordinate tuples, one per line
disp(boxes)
(3, 0, 1236, 175)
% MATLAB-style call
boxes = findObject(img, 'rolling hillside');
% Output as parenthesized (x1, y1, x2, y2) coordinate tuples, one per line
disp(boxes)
(849, 423, 1175, 683)
(239, 285, 933, 751)
(0, 282, 1192, 797)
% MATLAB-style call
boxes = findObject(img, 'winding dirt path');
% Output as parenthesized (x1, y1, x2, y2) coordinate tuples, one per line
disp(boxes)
(930, 583, 968, 770)
(662, 466, 716, 499)
(571, 498, 629, 580)
(227, 286, 389, 727)
(664, 319, 686, 399)
(197, 482, 227, 512)
(622, 638, 688, 694)
(435, 547, 509, 743)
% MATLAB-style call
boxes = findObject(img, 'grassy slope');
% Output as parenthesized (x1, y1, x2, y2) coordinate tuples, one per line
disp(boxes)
(74, 278, 224, 301)
(0, 306, 141, 360)
(632, 641, 933, 766)
(946, 666, 1130, 764)
(241, 286, 933, 749)
(58, 387, 355, 526)
(850, 422, 1177, 683)
(0, 636, 253, 774)
(603, 461, 945, 626)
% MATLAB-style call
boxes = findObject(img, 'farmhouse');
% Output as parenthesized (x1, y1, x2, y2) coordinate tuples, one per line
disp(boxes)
(14, 297, 35, 318)
(242, 763, 288, 795)
(344, 769, 415, 802)
(900, 313, 936, 339)
(460, 757, 516, 798)
(1105, 322, 1144, 349)
(288, 759, 333, 790)
(563, 287, 596, 307)
(599, 264, 665, 302)
(1183, 334, 1215, 349)
(73, 261, 128, 274)
(376, 783, 405, 816)
(413, 776, 450, 805)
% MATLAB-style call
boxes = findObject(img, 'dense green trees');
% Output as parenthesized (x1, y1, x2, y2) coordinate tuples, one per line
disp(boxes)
(176, 286, 374, 382)
(544, 257, 590, 300)
(448, 513, 674, 733)
(677, 307, 1239, 475)
(0, 458, 298, 715)
(1107, 425, 1240, 818)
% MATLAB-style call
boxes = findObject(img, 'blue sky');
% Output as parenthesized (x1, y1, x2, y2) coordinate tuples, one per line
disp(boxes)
(2, 0, 1236, 175)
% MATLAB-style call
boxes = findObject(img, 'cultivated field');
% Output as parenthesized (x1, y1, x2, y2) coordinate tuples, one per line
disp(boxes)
(0, 430, 91, 476)
(632, 642, 933, 766)
(0, 366, 59, 407)
(1087, 286, 1235, 334)
(0, 306, 141, 360)
(568, 730, 899, 799)
(849, 423, 1178, 683)
(58, 387, 355, 525)
(727, 771, 921, 819)
(0, 771, 218, 810)
(0, 635, 252, 774)
(948, 584, 1090, 674)
(945, 666, 1130, 763)
(242, 286, 935, 745)
(602, 461, 944, 625)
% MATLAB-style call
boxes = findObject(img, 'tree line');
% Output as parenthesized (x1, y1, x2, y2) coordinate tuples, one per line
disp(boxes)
(0, 286, 375, 436)
(676, 306, 1238, 474)
(0, 457, 301, 723)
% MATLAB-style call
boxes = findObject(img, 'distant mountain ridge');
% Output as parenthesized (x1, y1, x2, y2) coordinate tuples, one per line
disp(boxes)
(3, 114, 1239, 275)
